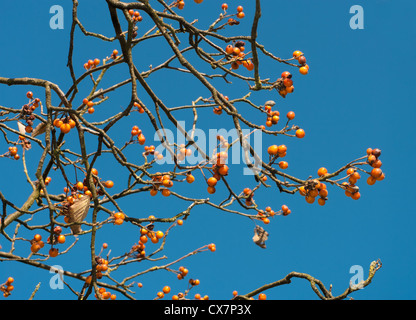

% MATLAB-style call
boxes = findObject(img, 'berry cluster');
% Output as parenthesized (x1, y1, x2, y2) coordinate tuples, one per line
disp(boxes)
(293, 50, 309, 75)
(131, 125, 146, 145)
(7, 146, 19, 160)
(47, 226, 66, 246)
(83, 58, 100, 71)
(213, 95, 228, 115)
(299, 179, 329, 205)
(276, 71, 295, 98)
(133, 102, 145, 113)
(21, 91, 41, 133)
(0, 277, 14, 298)
(95, 287, 117, 300)
(144, 145, 164, 161)
(149, 174, 173, 197)
(113, 212, 125, 225)
(53, 116, 76, 134)
(225, 41, 254, 71)
(30, 234, 45, 254)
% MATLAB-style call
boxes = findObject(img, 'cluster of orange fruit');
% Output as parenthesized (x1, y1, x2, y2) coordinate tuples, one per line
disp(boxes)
(133, 102, 145, 113)
(47, 226, 66, 246)
(299, 179, 329, 205)
(226, 41, 254, 71)
(267, 144, 287, 158)
(144, 145, 164, 161)
(53, 116, 76, 134)
(206, 152, 229, 194)
(243, 187, 255, 206)
(128, 9, 143, 22)
(29, 226, 65, 257)
(149, 174, 173, 197)
(86, 256, 109, 283)
(293, 50, 309, 75)
(95, 287, 117, 300)
(177, 144, 193, 162)
(223, 5, 246, 19)
(366, 148, 384, 185)
(177, 266, 189, 280)
(7, 146, 19, 160)
(278, 71, 296, 98)
(213, 95, 229, 115)
(113, 212, 125, 225)
(0, 277, 14, 298)
(30, 233, 45, 253)
(131, 125, 146, 145)
(82, 98, 96, 114)
(340, 148, 384, 200)
(20, 91, 40, 134)
(83, 58, 100, 71)
(257, 204, 291, 224)
(156, 285, 172, 299)
(140, 225, 165, 245)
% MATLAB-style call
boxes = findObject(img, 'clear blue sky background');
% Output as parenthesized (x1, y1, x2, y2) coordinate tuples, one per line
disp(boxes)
(0, 0, 415, 300)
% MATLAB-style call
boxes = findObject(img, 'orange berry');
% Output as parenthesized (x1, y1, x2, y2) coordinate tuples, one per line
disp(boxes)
(299, 66, 309, 75)
(225, 45, 234, 54)
(218, 165, 229, 176)
(279, 161, 288, 169)
(293, 51, 303, 59)
(49, 248, 59, 257)
(57, 235, 66, 244)
(186, 174, 195, 183)
(207, 186, 216, 194)
(163, 286, 171, 294)
(104, 180, 114, 188)
(221, 3, 228, 10)
(155, 231, 164, 239)
(207, 177, 218, 187)
(287, 111, 295, 120)
(236, 11, 245, 19)
(114, 212, 124, 220)
(258, 293, 267, 300)
(295, 128, 305, 138)
(267, 145, 278, 156)
(177, 219, 183, 226)
(317, 167, 328, 177)
(370, 168, 383, 179)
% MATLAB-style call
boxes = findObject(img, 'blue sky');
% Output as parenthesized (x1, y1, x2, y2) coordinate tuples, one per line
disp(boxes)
(0, 0, 415, 300)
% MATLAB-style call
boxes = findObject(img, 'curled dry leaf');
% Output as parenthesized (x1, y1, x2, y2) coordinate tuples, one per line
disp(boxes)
(62, 195, 91, 235)
(253, 225, 269, 249)
(31, 122, 47, 137)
